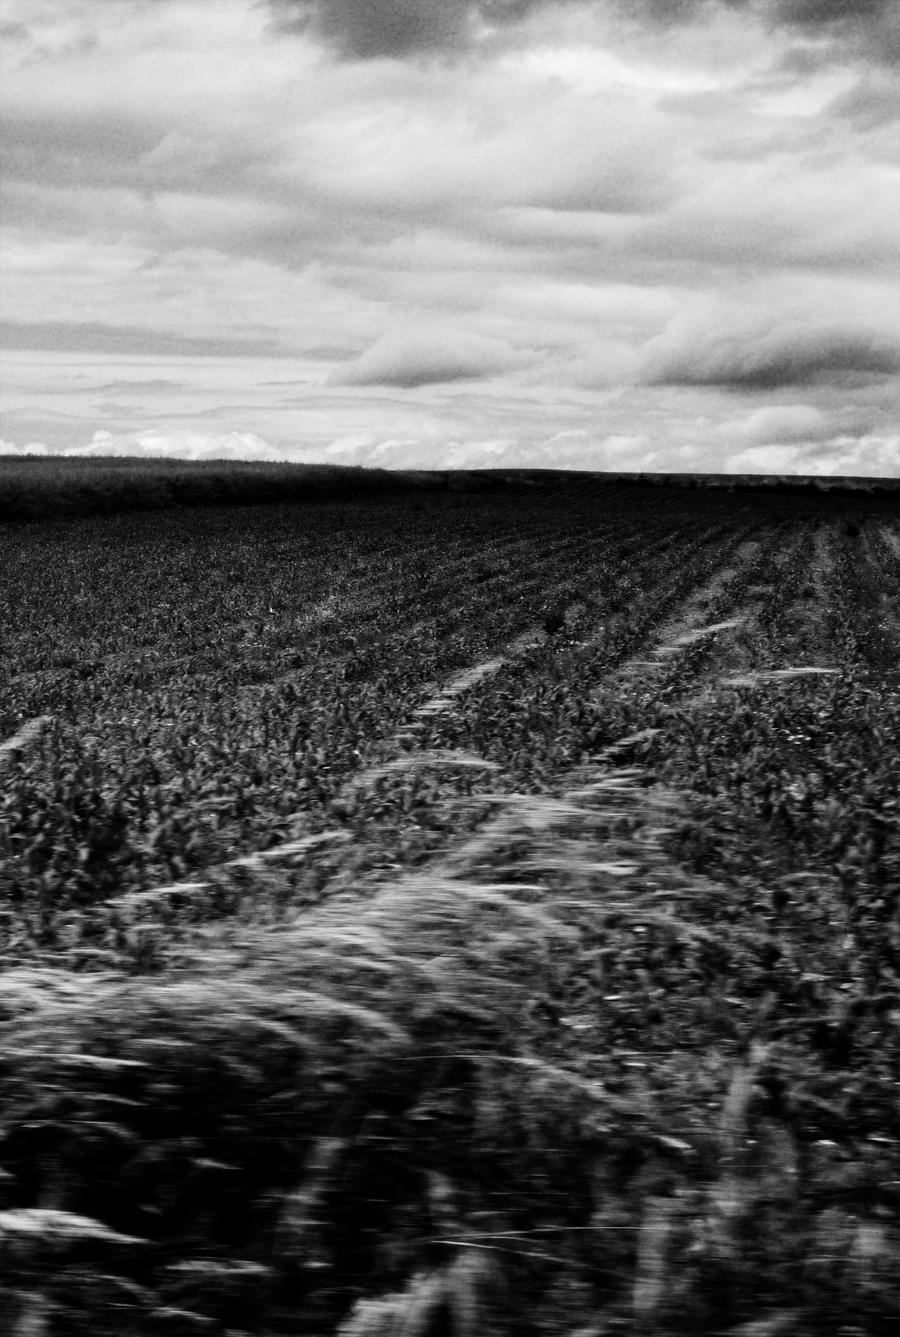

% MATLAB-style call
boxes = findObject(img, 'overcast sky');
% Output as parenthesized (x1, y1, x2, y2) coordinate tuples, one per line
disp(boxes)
(1, 0, 898, 474)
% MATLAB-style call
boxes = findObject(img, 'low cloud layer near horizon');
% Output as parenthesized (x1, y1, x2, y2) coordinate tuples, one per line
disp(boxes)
(1, 0, 897, 475)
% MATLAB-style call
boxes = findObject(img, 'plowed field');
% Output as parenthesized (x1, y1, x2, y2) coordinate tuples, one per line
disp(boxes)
(2, 485, 897, 941)
(1, 480, 898, 1336)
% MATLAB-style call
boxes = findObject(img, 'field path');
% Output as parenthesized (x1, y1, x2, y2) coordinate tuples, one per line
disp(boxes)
(879, 524, 900, 562)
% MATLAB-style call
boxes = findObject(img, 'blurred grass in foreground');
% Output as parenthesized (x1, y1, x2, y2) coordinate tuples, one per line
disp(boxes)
(1, 770, 897, 1336)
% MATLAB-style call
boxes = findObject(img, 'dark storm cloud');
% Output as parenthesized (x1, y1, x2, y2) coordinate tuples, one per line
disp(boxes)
(762, 0, 899, 62)
(773, 0, 887, 28)
(268, 0, 543, 59)
(632, 1, 899, 61)
(639, 318, 900, 389)
(269, 0, 899, 62)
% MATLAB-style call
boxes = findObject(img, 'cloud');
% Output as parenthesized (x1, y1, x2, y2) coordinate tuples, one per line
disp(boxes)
(766, 1, 900, 64)
(628, 2, 900, 64)
(830, 74, 900, 129)
(0, 321, 283, 357)
(64, 429, 287, 462)
(268, 1, 551, 60)
(638, 302, 900, 388)
(330, 327, 526, 386)
(0, 438, 50, 455)
(268, 1, 900, 64)
(728, 432, 899, 476)
(91, 380, 184, 393)
(565, 340, 641, 388)
(318, 425, 661, 470)
(2, 113, 159, 192)
(717, 398, 899, 474)
(632, 156, 899, 275)
(733, 404, 830, 441)
(279, 71, 674, 224)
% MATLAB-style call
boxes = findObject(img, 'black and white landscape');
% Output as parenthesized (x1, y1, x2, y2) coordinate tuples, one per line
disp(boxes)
(1, 3, 898, 1334)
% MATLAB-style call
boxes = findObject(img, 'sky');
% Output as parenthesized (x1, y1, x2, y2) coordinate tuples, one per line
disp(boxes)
(1, 0, 898, 475)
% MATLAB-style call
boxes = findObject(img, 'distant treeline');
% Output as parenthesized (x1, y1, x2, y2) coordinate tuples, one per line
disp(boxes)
(0, 456, 445, 522)
(478, 468, 900, 496)
(1, 454, 897, 521)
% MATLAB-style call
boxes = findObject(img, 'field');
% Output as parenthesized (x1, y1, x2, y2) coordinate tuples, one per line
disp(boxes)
(1, 473, 899, 1336)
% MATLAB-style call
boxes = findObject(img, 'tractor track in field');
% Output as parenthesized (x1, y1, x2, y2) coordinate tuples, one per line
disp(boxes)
(394, 523, 759, 736)
(672, 524, 844, 701)
(859, 523, 900, 652)
(878, 524, 900, 563)
(612, 538, 760, 689)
